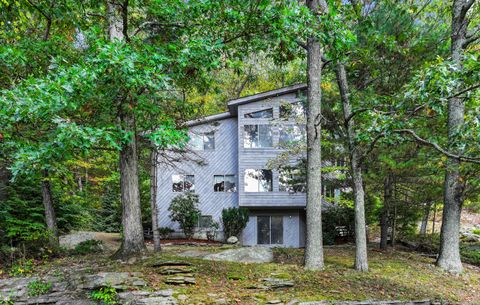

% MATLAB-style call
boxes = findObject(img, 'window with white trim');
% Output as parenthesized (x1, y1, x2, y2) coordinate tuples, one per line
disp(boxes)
(214, 175, 236, 192)
(244, 169, 273, 192)
(244, 125, 273, 148)
(189, 131, 215, 150)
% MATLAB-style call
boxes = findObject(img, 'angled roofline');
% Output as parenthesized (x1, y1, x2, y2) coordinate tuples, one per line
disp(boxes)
(186, 111, 234, 127)
(227, 83, 307, 114)
(186, 84, 308, 127)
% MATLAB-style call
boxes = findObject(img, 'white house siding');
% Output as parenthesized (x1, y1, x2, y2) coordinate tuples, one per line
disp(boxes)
(156, 117, 239, 236)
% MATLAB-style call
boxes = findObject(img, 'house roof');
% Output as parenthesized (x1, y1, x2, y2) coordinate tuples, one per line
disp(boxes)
(187, 83, 307, 127)
(186, 111, 233, 127)
(227, 83, 307, 115)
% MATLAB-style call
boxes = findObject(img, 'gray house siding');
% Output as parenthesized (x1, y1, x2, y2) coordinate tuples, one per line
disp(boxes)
(155, 84, 312, 247)
(237, 93, 307, 208)
(156, 117, 239, 237)
(241, 209, 305, 248)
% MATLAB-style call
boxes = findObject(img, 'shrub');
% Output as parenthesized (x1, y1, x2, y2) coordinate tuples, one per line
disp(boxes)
(221, 207, 249, 239)
(322, 205, 355, 245)
(9, 258, 35, 277)
(472, 229, 480, 235)
(71, 240, 103, 255)
(90, 286, 118, 305)
(168, 193, 200, 239)
(206, 220, 220, 241)
(158, 227, 175, 239)
(27, 279, 52, 296)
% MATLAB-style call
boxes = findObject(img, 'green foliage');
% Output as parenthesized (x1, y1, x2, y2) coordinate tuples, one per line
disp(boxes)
(221, 207, 249, 239)
(9, 258, 35, 277)
(473, 229, 480, 235)
(90, 286, 118, 305)
(71, 240, 103, 256)
(27, 279, 52, 297)
(322, 205, 355, 245)
(168, 193, 201, 239)
(158, 227, 175, 239)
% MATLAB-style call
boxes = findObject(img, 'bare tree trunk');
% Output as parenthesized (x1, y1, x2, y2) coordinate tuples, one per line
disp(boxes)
(108, 0, 145, 258)
(335, 63, 368, 271)
(432, 202, 437, 235)
(437, 0, 471, 273)
(150, 149, 161, 252)
(304, 0, 328, 271)
(41, 170, 58, 244)
(420, 203, 431, 236)
(380, 174, 392, 249)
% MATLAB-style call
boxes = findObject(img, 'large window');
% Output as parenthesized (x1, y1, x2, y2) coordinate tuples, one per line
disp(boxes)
(279, 168, 306, 193)
(257, 216, 283, 244)
(244, 108, 273, 118)
(189, 131, 215, 150)
(172, 174, 195, 192)
(279, 125, 305, 145)
(280, 102, 305, 119)
(244, 125, 273, 148)
(244, 169, 273, 192)
(214, 175, 236, 192)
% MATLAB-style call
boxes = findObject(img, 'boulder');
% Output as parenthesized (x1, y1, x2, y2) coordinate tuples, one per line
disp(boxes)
(59, 231, 98, 249)
(226, 236, 239, 244)
(204, 246, 273, 263)
(461, 232, 480, 243)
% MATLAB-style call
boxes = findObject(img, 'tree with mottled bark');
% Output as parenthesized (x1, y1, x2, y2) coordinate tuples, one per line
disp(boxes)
(335, 63, 368, 271)
(304, 0, 329, 271)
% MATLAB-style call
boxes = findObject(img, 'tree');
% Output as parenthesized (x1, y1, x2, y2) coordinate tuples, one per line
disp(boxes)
(335, 63, 368, 271)
(168, 193, 201, 239)
(304, 0, 329, 271)
(221, 207, 249, 239)
(437, 0, 479, 273)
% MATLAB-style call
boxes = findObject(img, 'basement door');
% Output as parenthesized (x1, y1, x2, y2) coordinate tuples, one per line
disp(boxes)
(257, 215, 283, 245)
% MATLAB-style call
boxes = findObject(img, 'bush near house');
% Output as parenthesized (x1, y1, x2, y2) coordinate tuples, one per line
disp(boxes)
(158, 227, 175, 239)
(168, 193, 201, 239)
(221, 207, 249, 240)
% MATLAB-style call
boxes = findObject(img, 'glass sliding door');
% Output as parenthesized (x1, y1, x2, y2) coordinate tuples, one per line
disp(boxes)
(257, 216, 283, 245)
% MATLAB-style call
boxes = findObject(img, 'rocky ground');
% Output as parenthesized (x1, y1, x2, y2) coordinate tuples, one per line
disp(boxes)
(1, 240, 479, 305)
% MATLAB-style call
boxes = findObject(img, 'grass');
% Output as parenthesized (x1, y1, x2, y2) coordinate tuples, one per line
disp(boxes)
(29, 244, 480, 305)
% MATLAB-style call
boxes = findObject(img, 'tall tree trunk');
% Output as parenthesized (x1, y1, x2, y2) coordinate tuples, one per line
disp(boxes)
(41, 170, 58, 244)
(304, 0, 328, 271)
(335, 63, 368, 271)
(380, 174, 393, 249)
(420, 203, 431, 236)
(108, 0, 145, 258)
(150, 149, 161, 252)
(437, 0, 471, 273)
(432, 202, 437, 235)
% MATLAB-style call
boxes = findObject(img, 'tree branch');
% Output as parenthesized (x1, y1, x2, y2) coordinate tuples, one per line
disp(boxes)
(394, 129, 480, 164)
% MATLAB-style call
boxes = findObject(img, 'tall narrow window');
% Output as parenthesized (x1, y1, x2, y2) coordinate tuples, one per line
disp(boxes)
(214, 175, 236, 192)
(244, 108, 273, 118)
(189, 131, 215, 150)
(244, 125, 272, 148)
(244, 169, 272, 192)
(172, 174, 195, 192)
(257, 216, 283, 245)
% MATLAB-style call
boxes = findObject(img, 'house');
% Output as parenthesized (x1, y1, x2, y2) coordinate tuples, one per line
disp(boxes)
(156, 84, 341, 247)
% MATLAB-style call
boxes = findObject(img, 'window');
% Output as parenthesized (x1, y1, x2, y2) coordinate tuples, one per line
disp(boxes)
(189, 131, 215, 150)
(279, 168, 306, 193)
(172, 174, 195, 192)
(257, 216, 283, 244)
(244, 125, 273, 148)
(197, 215, 213, 228)
(280, 102, 305, 119)
(244, 108, 273, 118)
(214, 175, 236, 192)
(244, 169, 273, 192)
(322, 182, 336, 199)
(279, 125, 306, 145)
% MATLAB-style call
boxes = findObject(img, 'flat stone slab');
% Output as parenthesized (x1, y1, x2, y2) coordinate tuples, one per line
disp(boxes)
(203, 246, 273, 263)
(298, 300, 432, 305)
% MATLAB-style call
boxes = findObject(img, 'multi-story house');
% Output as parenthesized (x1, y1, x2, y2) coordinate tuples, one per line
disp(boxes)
(156, 84, 340, 247)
